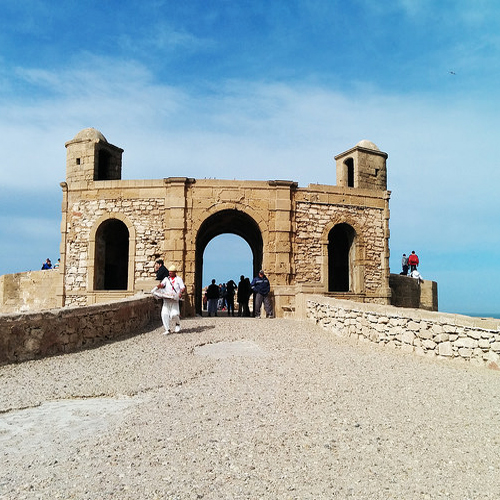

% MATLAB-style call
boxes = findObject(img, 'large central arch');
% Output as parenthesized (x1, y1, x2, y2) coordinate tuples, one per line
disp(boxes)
(195, 209, 263, 315)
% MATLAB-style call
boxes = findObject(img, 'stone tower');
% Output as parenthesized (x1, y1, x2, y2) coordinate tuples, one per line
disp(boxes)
(64, 128, 123, 184)
(334, 139, 387, 190)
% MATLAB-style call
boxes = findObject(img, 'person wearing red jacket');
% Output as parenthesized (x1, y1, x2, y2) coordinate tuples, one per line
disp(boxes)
(408, 251, 419, 272)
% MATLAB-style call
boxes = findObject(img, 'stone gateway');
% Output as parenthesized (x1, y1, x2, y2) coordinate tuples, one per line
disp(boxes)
(57, 128, 393, 317)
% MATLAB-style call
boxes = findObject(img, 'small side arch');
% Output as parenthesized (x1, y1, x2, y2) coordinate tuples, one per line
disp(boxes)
(88, 213, 136, 291)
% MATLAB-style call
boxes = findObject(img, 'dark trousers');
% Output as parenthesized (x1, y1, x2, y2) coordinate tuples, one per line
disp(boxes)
(238, 300, 250, 317)
(227, 296, 235, 315)
(254, 293, 273, 318)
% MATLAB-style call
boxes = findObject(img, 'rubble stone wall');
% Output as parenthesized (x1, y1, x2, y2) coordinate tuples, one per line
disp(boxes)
(65, 196, 165, 306)
(300, 294, 500, 369)
(0, 295, 161, 365)
(295, 201, 385, 291)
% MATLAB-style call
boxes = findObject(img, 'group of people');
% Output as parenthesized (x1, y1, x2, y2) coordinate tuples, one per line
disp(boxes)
(152, 258, 274, 335)
(401, 251, 422, 281)
(204, 279, 239, 316)
(204, 270, 273, 319)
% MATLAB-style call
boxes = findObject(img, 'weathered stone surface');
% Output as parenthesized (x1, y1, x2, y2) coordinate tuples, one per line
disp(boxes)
(490, 342, 500, 352)
(422, 339, 437, 350)
(455, 338, 478, 349)
(431, 324, 444, 335)
(434, 333, 450, 343)
(478, 339, 491, 349)
(418, 328, 434, 340)
(401, 331, 415, 345)
(438, 342, 453, 357)
(458, 348, 473, 358)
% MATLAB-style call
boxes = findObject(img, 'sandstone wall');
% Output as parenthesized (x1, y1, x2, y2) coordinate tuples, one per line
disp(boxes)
(0, 295, 161, 365)
(0, 270, 60, 314)
(298, 294, 500, 369)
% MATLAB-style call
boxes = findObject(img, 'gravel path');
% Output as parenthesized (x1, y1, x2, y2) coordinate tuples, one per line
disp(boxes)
(1, 317, 499, 499)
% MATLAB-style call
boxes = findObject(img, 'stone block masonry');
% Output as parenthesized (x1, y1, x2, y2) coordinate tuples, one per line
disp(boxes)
(0, 270, 59, 314)
(302, 294, 500, 370)
(0, 295, 161, 365)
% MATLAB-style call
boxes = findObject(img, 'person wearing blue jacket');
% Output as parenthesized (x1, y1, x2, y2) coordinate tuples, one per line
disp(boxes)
(250, 270, 273, 318)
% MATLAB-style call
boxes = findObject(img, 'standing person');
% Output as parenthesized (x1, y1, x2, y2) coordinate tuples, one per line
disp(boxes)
(243, 277, 252, 316)
(206, 279, 220, 317)
(154, 259, 168, 281)
(220, 283, 227, 311)
(41, 258, 52, 270)
(401, 253, 409, 276)
(225, 279, 237, 316)
(156, 265, 185, 334)
(237, 275, 250, 317)
(408, 251, 419, 272)
(251, 270, 273, 318)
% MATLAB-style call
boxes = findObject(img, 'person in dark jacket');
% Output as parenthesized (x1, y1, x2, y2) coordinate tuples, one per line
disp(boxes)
(225, 279, 237, 316)
(237, 275, 251, 317)
(250, 270, 273, 318)
(206, 279, 220, 317)
(41, 258, 52, 270)
(154, 259, 168, 281)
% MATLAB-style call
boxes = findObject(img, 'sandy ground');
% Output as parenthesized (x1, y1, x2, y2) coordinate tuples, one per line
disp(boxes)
(1, 317, 500, 499)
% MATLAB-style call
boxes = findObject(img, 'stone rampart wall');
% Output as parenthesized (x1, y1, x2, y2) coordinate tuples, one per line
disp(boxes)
(389, 274, 438, 311)
(299, 294, 500, 370)
(0, 295, 161, 365)
(0, 270, 60, 314)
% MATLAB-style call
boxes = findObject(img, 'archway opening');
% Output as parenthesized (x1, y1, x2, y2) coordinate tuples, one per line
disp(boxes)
(195, 209, 263, 315)
(203, 234, 253, 285)
(328, 223, 355, 292)
(94, 219, 129, 290)
(96, 150, 111, 180)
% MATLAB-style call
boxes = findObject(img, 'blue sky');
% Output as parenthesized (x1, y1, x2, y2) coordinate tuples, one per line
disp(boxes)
(1, 0, 499, 315)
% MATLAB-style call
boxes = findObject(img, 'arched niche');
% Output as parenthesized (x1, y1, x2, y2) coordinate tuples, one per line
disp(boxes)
(344, 157, 355, 187)
(88, 213, 136, 292)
